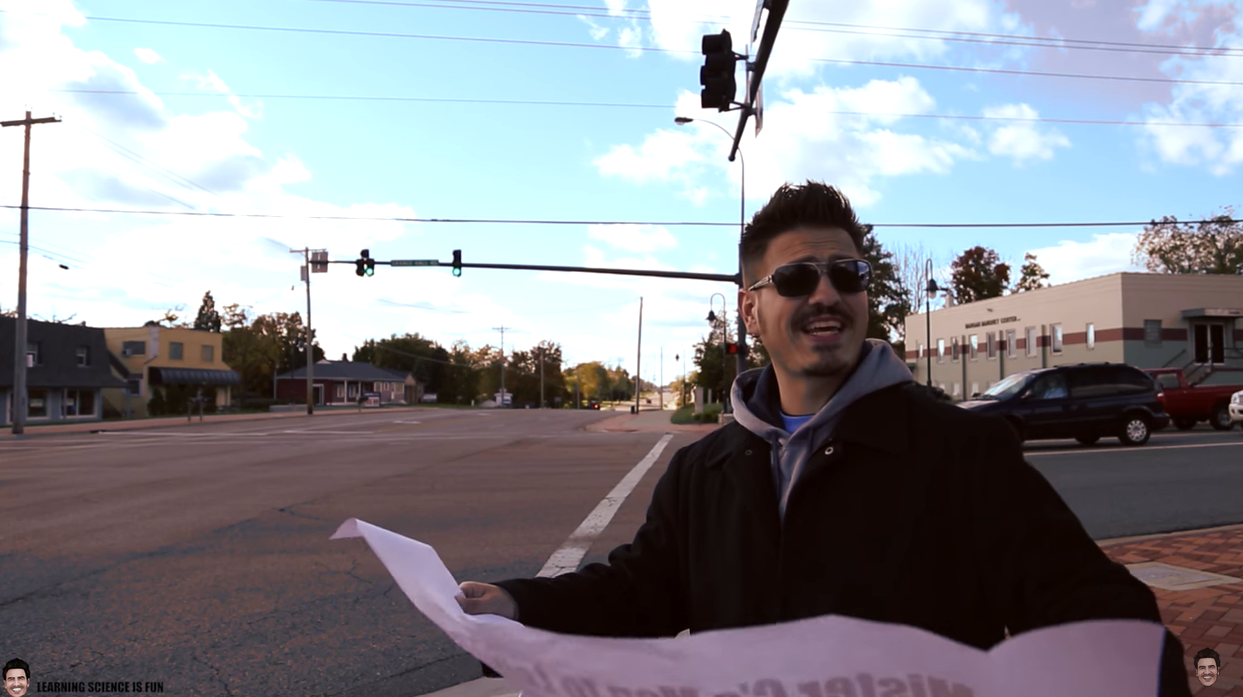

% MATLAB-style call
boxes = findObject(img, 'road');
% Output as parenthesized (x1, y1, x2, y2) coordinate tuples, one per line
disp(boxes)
(0, 410, 1239, 697)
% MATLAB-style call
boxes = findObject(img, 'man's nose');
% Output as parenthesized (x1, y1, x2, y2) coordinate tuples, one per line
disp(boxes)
(806, 269, 843, 306)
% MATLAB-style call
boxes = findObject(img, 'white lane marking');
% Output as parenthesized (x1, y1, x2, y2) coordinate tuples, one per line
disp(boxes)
(279, 429, 375, 435)
(392, 420, 422, 424)
(537, 433, 675, 578)
(1027, 440, 1243, 457)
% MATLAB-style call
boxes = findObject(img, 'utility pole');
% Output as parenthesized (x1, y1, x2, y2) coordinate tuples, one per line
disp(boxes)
(538, 345, 544, 408)
(634, 297, 643, 415)
(3, 111, 61, 435)
(493, 325, 508, 406)
(659, 346, 664, 411)
(291, 247, 325, 415)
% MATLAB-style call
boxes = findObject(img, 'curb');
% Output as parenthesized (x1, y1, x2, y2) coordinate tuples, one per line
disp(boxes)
(1097, 521, 1243, 547)
(0, 405, 436, 440)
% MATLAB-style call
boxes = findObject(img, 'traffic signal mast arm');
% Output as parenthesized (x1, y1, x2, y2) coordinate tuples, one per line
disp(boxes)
(337, 254, 738, 284)
(727, 0, 790, 162)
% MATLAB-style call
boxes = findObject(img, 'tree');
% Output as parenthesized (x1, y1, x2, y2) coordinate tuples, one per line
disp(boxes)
(1132, 208, 1243, 275)
(151, 305, 190, 328)
(194, 291, 222, 332)
(950, 246, 1011, 304)
(859, 228, 910, 354)
(1014, 253, 1050, 292)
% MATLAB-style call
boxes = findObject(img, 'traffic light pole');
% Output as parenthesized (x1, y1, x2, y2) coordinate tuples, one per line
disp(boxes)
(334, 258, 737, 284)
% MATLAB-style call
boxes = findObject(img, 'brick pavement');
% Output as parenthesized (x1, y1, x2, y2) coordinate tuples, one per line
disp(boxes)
(1102, 524, 1243, 696)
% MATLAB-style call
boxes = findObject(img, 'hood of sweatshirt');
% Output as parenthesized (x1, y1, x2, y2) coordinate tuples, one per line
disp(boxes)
(729, 339, 914, 521)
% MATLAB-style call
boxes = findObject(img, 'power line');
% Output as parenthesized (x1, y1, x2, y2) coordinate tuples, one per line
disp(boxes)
(41, 90, 1243, 129)
(0, 205, 739, 225)
(2, 205, 1235, 229)
(276, 0, 1243, 58)
(70, 124, 220, 197)
(13, 12, 1243, 88)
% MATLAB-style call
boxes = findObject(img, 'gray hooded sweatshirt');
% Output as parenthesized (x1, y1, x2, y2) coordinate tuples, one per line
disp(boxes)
(729, 339, 915, 523)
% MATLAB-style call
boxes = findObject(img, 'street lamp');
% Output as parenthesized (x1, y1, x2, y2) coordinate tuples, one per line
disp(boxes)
(708, 292, 728, 407)
(676, 116, 748, 385)
(924, 258, 941, 388)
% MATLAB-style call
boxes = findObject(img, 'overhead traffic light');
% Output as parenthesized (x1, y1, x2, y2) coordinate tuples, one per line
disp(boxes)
(700, 29, 737, 111)
(452, 249, 462, 277)
(356, 249, 375, 277)
(726, 342, 739, 355)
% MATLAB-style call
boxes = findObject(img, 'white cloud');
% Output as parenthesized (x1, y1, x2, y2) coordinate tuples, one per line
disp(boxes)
(596, 78, 978, 208)
(981, 103, 1071, 164)
(1025, 233, 1146, 285)
(1134, 2, 1243, 174)
(597, 0, 1035, 80)
(588, 224, 679, 253)
(133, 48, 165, 64)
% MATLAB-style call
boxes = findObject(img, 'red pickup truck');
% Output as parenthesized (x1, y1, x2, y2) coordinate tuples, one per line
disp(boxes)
(1144, 368, 1243, 431)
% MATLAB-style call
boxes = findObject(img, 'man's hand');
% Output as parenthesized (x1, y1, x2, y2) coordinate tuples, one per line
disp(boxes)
(457, 582, 518, 620)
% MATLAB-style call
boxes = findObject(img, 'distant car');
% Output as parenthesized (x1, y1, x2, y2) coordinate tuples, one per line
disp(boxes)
(958, 363, 1170, 447)
(587, 399, 601, 410)
(1230, 390, 1243, 427)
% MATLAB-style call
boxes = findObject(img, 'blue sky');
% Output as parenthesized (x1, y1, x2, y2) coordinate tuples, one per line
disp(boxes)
(2, 0, 1242, 385)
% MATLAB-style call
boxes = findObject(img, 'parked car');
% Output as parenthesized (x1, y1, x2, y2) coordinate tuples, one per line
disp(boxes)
(1230, 389, 1243, 427)
(1143, 368, 1243, 431)
(958, 363, 1170, 447)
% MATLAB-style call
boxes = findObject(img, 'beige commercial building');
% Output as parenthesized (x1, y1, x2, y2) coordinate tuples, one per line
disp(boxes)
(903, 273, 1243, 400)
(102, 325, 240, 417)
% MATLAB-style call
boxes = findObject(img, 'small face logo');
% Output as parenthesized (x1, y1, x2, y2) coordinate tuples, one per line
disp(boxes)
(4, 668, 28, 697)
(1196, 657, 1219, 686)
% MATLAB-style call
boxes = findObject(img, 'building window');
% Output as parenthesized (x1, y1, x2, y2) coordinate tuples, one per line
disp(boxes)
(27, 388, 47, 418)
(1051, 323, 1064, 354)
(917, 342, 924, 359)
(970, 334, 979, 360)
(971, 382, 980, 397)
(335, 384, 344, 399)
(202, 345, 214, 362)
(62, 389, 95, 417)
(952, 382, 961, 397)
(952, 337, 960, 362)
(987, 332, 997, 359)
(1086, 323, 1096, 350)
(1144, 320, 1162, 347)
(77, 346, 91, 367)
(1006, 329, 1017, 358)
(1025, 326, 1037, 357)
(937, 339, 946, 363)
(170, 342, 184, 360)
(126, 378, 142, 397)
(26, 341, 41, 367)
(121, 340, 146, 356)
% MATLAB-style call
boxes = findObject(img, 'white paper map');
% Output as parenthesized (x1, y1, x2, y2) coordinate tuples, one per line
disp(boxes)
(332, 518, 1169, 697)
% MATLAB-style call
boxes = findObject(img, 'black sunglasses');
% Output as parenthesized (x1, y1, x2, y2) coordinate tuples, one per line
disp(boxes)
(747, 259, 872, 297)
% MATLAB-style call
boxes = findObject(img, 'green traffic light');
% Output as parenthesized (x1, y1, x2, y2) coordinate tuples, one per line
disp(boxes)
(365, 266, 374, 277)
(452, 267, 461, 277)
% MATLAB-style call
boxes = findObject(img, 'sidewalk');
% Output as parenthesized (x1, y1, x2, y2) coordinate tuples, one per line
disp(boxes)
(0, 405, 427, 439)
(424, 524, 1243, 697)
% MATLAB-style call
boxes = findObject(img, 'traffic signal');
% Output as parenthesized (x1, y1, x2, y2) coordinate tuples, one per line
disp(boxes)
(452, 249, 462, 277)
(726, 342, 739, 355)
(356, 249, 375, 277)
(700, 29, 737, 111)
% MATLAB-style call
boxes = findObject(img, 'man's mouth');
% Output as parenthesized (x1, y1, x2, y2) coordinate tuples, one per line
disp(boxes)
(801, 316, 846, 337)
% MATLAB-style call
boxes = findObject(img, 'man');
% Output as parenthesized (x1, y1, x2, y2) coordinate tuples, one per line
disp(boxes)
(3, 659, 29, 697)
(1194, 648, 1221, 687)
(458, 181, 1191, 695)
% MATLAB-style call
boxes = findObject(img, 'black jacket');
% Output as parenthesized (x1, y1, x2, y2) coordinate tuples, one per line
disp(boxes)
(494, 383, 1190, 695)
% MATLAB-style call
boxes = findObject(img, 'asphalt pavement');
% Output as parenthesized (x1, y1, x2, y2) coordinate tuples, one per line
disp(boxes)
(0, 409, 1239, 696)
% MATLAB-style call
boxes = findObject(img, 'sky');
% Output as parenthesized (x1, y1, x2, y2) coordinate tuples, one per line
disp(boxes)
(2, 0, 1242, 386)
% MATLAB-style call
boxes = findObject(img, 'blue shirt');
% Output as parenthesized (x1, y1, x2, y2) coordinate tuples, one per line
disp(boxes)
(780, 411, 814, 434)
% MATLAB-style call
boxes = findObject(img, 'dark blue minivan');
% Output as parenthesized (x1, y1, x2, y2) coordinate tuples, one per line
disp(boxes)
(958, 363, 1170, 446)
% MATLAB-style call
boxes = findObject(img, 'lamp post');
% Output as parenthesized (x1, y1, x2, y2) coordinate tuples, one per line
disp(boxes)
(924, 258, 941, 387)
(676, 116, 748, 389)
(708, 293, 727, 406)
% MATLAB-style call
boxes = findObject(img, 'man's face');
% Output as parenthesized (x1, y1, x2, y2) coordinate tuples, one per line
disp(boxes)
(4, 669, 27, 697)
(740, 227, 869, 382)
(1196, 658, 1219, 686)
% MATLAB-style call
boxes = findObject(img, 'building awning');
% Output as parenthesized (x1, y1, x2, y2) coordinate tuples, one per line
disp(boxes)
(149, 367, 241, 386)
(1181, 308, 1243, 319)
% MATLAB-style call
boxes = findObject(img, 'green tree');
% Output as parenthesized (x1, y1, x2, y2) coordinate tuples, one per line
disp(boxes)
(1133, 208, 1243, 274)
(860, 228, 910, 355)
(193, 291, 222, 332)
(1014, 253, 1051, 292)
(950, 246, 1011, 304)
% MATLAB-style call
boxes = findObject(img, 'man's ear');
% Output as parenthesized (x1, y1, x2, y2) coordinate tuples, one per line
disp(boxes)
(739, 287, 760, 336)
